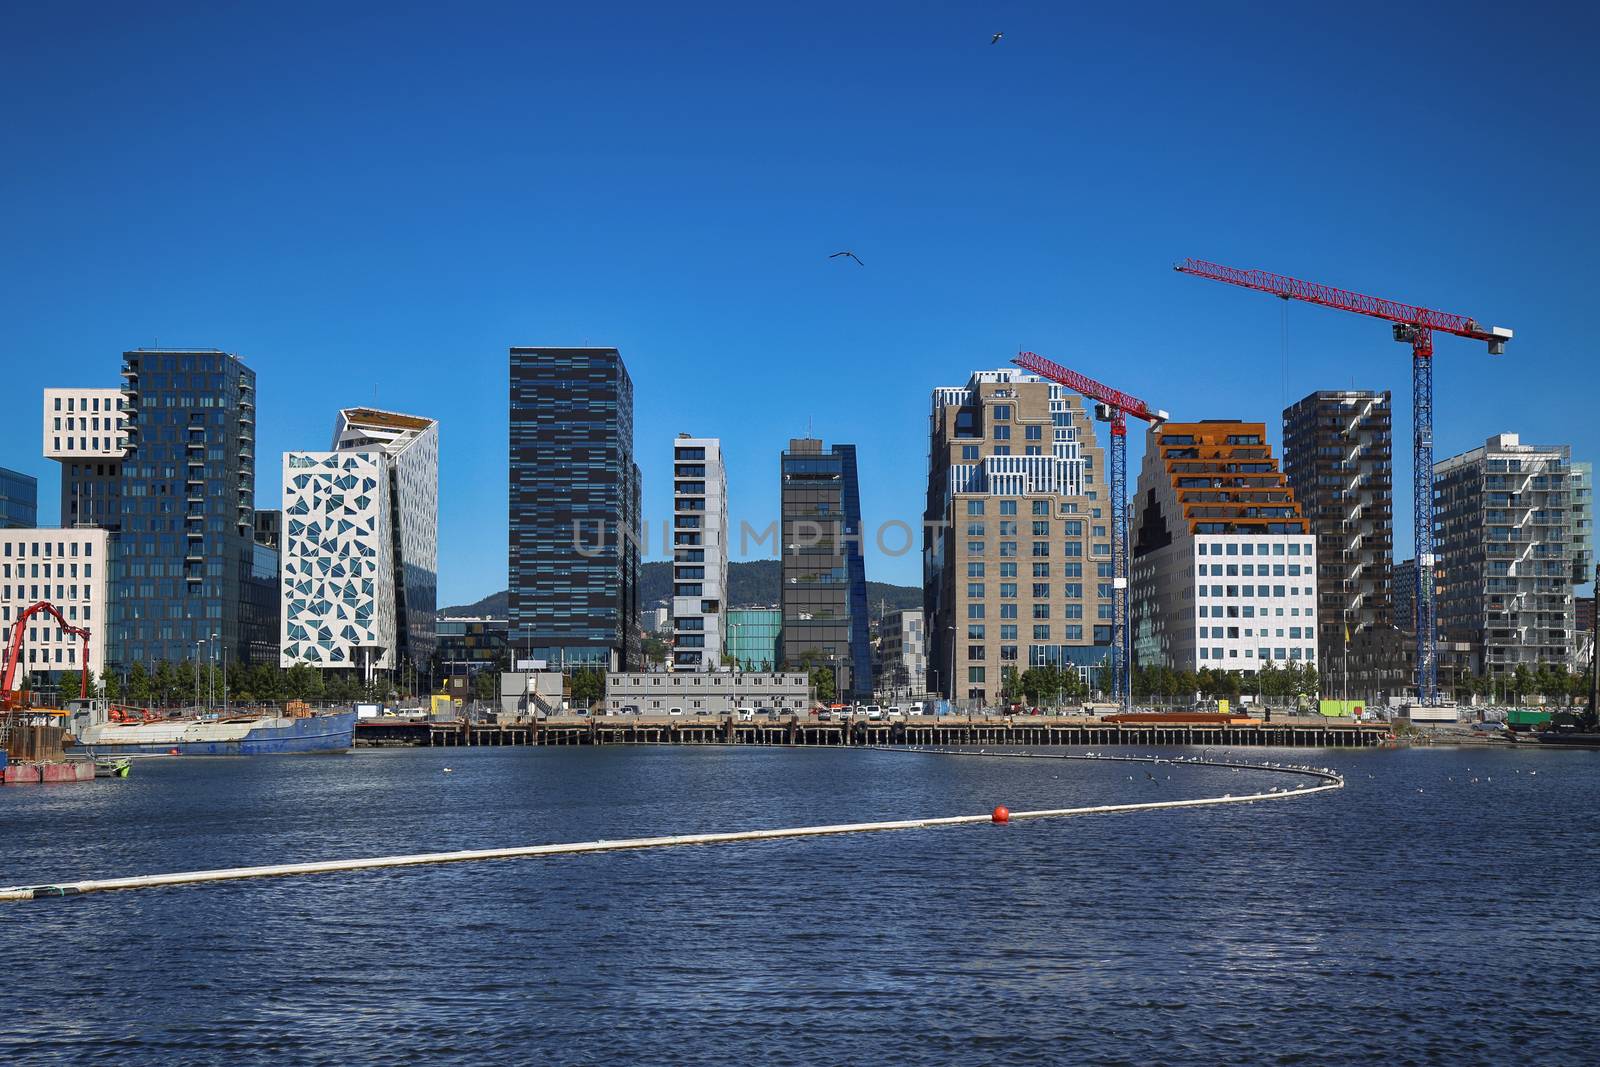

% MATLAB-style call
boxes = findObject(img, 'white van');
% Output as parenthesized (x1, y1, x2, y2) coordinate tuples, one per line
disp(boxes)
(735, 707, 757, 722)
(864, 704, 883, 721)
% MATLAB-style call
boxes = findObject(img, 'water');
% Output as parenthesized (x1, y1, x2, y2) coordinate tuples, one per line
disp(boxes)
(2, 745, 1597, 1064)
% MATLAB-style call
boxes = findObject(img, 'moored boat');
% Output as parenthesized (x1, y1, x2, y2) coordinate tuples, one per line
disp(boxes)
(70, 710, 356, 757)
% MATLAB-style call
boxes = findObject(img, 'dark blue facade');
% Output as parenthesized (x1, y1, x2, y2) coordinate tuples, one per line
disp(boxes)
(108, 350, 275, 669)
(508, 348, 641, 671)
(778, 439, 873, 701)
(0, 467, 37, 529)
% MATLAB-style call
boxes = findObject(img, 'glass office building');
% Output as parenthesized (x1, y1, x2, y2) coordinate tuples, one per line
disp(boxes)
(0, 467, 37, 529)
(508, 347, 641, 672)
(109, 349, 273, 668)
(778, 438, 872, 700)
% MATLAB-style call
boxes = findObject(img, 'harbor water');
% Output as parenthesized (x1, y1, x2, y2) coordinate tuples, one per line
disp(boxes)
(2, 745, 1598, 1064)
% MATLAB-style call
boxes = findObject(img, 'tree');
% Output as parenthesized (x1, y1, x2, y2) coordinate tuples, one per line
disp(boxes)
(1512, 664, 1534, 705)
(473, 670, 497, 703)
(127, 662, 152, 707)
(100, 668, 121, 703)
(1000, 666, 1023, 705)
(569, 668, 605, 707)
(809, 666, 836, 704)
(643, 635, 669, 666)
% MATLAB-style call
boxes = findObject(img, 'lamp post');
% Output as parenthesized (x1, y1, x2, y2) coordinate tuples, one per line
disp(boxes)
(193, 639, 204, 713)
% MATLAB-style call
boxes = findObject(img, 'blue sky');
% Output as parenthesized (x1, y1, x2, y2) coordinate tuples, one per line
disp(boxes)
(3, 2, 1596, 605)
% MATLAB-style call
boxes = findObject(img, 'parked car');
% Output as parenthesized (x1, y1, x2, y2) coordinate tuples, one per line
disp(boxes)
(668, 708, 685, 717)
(735, 707, 757, 722)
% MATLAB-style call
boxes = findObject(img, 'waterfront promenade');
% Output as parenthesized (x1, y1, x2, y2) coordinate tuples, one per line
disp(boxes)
(357, 712, 1391, 749)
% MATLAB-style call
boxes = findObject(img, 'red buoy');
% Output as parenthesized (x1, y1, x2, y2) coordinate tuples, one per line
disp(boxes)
(992, 806, 1010, 824)
(168, 748, 180, 756)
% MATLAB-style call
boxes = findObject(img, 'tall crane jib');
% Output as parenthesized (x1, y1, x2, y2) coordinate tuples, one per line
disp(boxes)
(1175, 259, 1511, 705)
(1012, 352, 1167, 713)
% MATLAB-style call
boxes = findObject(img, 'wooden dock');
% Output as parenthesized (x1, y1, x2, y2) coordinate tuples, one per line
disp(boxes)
(355, 714, 1391, 750)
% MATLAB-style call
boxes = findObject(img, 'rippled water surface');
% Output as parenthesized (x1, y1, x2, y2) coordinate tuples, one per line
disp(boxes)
(3, 744, 1598, 1064)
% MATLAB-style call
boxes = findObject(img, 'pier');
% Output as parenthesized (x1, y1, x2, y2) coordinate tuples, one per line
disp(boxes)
(355, 713, 1391, 749)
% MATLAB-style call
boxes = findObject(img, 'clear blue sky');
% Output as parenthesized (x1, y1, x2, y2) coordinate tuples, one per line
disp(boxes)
(3, 2, 1596, 605)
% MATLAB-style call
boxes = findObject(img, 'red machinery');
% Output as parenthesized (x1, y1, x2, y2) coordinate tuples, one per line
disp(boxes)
(1012, 351, 1168, 712)
(1, 601, 92, 710)
(1175, 258, 1511, 703)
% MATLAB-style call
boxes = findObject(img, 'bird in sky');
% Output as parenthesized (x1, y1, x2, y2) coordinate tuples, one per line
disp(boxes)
(829, 250, 864, 266)
(991, 32, 1004, 44)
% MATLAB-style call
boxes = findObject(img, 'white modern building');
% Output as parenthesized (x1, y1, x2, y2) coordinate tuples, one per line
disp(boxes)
(671, 435, 728, 670)
(281, 408, 438, 678)
(1, 528, 111, 686)
(1131, 421, 1319, 674)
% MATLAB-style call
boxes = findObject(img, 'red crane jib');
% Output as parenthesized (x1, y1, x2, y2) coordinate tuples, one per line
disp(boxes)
(1174, 258, 1499, 342)
(1012, 351, 1163, 424)
(1, 601, 93, 707)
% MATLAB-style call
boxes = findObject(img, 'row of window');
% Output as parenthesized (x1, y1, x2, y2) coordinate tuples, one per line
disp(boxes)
(1199, 647, 1313, 661)
(1198, 626, 1309, 639)
(2, 587, 94, 605)
(966, 541, 1109, 558)
(967, 562, 1115, 578)
(968, 602, 1114, 620)
(967, 582, 1113, 601)
(2, 541, 96, 559)
(1197, 584, 1309, 599)
(1198, 542, 1305, 556)
(1198, 563, 1309, 577)
(51, 395, 123, 412)
(2, 562, 94, 579)
(965, 520, 1101, 537)
(1199, 604, 1305, 618)
(0, 604, 93, 624)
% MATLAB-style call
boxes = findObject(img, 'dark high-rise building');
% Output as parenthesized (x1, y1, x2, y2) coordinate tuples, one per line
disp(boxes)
(107, 349, 272, 667)
(1282, 390, 1405, 697)
(508, 347, 641, 672)
(0, 466, 37, 529)
(779, 438, 871, 700)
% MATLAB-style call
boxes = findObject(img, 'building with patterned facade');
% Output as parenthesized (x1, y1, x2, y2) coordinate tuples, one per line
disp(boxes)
(44, 387, 127, 531)
(509, 347, 641, 673)
(924, 369, 1113, 706)
(1131, 420, 1318, 674)
(670, 435, 727, 670)
(875, 607, 927, 697)
(280, 408, 438, 678)
(1434, 433, 1593, 677)
(779, 438, 872, 701)
(1282, 389, 1407, 698)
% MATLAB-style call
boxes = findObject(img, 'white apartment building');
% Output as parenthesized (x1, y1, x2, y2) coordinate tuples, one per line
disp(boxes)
(43, 388, 129, 460)
(671, 435, 728, 670)
(1131, 421, 1318, 674)
(1, 528, 111, 684)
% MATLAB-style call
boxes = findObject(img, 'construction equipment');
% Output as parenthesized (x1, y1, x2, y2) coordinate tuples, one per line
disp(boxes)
(1012, 351, 1168, 712)
(1175, 259, 1511, 705)
(1, 601, 92, 710)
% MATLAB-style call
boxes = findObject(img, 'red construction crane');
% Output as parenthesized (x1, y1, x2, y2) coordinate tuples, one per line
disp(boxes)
(1013, 351, 1168, 712)
(1175, 258, 1512, 704)
(1, 601, 92, 710)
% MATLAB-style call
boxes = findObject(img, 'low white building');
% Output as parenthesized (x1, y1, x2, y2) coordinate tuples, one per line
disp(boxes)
(604, 671, 810, 714)
(1, 528, 111, 686)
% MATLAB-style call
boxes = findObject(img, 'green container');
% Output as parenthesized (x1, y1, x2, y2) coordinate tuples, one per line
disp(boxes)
(1318, 699, 1365, 718)
(1506, 709, 1552, 727)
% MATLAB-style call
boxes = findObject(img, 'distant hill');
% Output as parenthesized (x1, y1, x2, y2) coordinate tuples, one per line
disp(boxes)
(441, 560, 921, 623)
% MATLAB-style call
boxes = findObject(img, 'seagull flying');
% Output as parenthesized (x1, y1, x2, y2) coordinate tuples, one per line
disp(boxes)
(829, 250, 864, 267)
(991, 32, 1004, 44)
